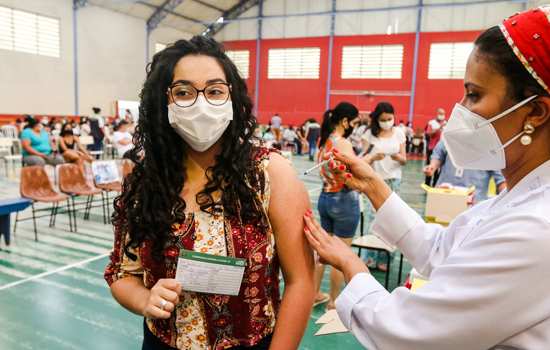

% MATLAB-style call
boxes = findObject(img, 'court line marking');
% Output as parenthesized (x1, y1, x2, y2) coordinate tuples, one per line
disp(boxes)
(0, 252, 109, 291)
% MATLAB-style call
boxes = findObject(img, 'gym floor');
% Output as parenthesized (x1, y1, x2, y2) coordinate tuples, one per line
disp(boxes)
(0, 156, 425, 349)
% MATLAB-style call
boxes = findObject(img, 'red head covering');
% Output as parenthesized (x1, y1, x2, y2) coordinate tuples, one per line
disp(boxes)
(500, 6, 550, 93)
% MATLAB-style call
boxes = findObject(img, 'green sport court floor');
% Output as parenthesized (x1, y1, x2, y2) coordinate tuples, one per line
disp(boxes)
(0, 156, 426, 349)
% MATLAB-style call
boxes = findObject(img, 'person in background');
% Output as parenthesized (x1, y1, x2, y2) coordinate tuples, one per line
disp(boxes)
(424, 140, 506, 203)
(112, 120, 134, 158)
(58, 123, 93, 166)
(405, 121, 414, 153)
(88, 118, 104, 158)
(295, 125, 306, 156)
(425, 108, 447, 185)
(80, 117, 91, 137)
(350, 112, 370, 155)
(314, 102, 360, 310)
(71, 120, 81, 136)
(91, 107, 106, 129)
(361, 102, 406, 271)
(105, 36, 314, 350)
(20, 116, 64, 166)
(305, 118, 321, 161)
(271, 113, 282, 142)
(282, 125, 298, 153)
(262, 126, 276, 148)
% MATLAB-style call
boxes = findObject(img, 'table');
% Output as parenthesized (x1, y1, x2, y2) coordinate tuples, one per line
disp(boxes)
(0, 198, 32, 246)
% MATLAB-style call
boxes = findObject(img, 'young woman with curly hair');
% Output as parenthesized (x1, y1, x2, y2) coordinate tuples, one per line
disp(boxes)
(104, 36, 315, 350)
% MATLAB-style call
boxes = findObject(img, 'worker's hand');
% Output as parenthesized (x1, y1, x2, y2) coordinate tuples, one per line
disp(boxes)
(423, 164, 435, 177)
(142, 279, 181, 320)
(326, 149, 379, 194)
(303, 210, 361, 272)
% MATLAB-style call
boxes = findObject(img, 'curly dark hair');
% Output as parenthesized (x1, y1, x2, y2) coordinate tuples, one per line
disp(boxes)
(113, 36, 264, 261)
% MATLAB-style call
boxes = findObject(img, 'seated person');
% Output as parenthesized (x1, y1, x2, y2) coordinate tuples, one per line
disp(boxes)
(424, 140, 507, 203)
(58, 123, 93, 165)
(21, 117, 64, 166)
(112, 120, 133, 158)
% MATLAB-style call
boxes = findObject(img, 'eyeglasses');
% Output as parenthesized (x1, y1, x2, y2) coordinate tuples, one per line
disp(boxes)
(168, 82, 231, 108)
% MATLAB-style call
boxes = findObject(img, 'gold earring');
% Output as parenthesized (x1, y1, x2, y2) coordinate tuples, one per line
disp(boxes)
(520, 123, 536, 146)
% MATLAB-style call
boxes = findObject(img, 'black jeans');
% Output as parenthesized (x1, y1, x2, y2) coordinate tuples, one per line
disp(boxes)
(142, 320, 272, 350)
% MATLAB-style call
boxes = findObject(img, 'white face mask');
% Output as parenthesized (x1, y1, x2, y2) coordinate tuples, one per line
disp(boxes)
(167, 96, 233, 152)
(437, 114, 446, 122)
(379, 119, 394, 131)
(443, 95, 538, 170)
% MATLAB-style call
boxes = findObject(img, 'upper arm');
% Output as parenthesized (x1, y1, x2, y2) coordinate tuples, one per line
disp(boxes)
(431, 141, 446, 161)
(267, 153, 314, 285)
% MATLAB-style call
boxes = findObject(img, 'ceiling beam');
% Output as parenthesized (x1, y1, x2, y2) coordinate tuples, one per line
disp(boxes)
(139, 1, 206, 27)
(73, 0, 87, 10)
(191, 0, 224, 12)
(146, 0, 189, 32)
(203, 0, 260, 36)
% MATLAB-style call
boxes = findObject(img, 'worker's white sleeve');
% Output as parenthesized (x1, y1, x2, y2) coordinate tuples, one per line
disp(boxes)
(336, 210, 550, 350)
(370, 192, 451, 277)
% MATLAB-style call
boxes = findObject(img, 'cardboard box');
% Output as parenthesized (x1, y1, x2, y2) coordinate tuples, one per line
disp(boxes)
(422, 184, 474, 225)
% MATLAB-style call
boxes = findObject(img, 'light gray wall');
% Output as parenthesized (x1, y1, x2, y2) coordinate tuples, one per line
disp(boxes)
(0, 0, 192, 116)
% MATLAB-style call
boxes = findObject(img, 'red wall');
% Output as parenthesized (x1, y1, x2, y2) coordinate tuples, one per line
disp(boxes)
(224, 30, 481, 128)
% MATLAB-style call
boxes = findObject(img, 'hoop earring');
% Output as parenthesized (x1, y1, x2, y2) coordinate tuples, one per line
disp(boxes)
(520, 123, 536, 146)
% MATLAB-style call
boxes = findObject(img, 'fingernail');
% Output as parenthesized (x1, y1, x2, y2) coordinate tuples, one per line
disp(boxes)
(333, 149, 339, 154)
(304, 227, 310, 233)
(307, 209, 313, 215)
(345, 173, 353, 179)
(339, 165, 346, 171)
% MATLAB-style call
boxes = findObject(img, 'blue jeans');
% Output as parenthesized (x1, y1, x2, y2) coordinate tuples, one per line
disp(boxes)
(318, 189, 360, 238)
(363, 178, 401, 264)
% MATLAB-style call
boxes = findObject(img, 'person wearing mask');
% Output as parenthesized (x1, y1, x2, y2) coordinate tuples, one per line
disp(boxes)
(20, 117, 64, 166)
(424, 140, 507, 203)
(425, 108, 447, 186)
(361, 102, 406, 271)
(271, 113, 282, 142)
(313, 102, 360, 310)
(303, 8, 550, 349)
(58, 123, 93, 165)
(112, 120, 134, 158)
(350, 112, 370, 155)
(295, 125, 306, 156)
(104, 36, 315, 350)
(305, 118, 321, 161)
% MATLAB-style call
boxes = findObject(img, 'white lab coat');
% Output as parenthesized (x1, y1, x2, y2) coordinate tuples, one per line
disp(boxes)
(336, 160, 550, 350)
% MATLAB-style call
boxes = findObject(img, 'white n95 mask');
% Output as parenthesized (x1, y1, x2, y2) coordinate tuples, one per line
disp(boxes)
(443, 95, 537, 170)
(168, 96, 233, 152)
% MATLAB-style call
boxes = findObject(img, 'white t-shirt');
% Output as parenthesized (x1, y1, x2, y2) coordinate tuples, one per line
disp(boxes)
(363, 127, 406, 180)
(113, 131, 133, 157)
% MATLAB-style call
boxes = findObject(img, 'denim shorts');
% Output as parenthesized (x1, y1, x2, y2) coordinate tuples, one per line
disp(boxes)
(317, 189, 360, 239)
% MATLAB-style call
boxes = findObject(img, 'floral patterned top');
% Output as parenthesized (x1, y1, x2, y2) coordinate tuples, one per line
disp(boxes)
(105, 148, 280, 349)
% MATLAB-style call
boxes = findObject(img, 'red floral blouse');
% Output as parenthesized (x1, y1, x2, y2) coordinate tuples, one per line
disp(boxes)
(105, 148, 280, 349)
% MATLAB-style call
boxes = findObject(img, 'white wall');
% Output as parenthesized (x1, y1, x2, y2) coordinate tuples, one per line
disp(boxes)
(0, 1, 194, 117)
(77, 5, 146, 116)
(148, 26, 192, 59)
(0, 0, 74, 115)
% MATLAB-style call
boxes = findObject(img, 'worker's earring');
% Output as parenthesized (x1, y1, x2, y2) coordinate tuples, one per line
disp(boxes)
(520, 123, 536, 146)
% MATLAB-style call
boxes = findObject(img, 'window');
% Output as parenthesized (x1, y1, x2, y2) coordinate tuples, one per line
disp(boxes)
(225, 50, 249, 79)
(0, 6, 60, 58)
(341, 45, 404, 79)
(428, 42, 474, 79)
(268, 47, 321, 79)
(155, 42, 167, 53)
